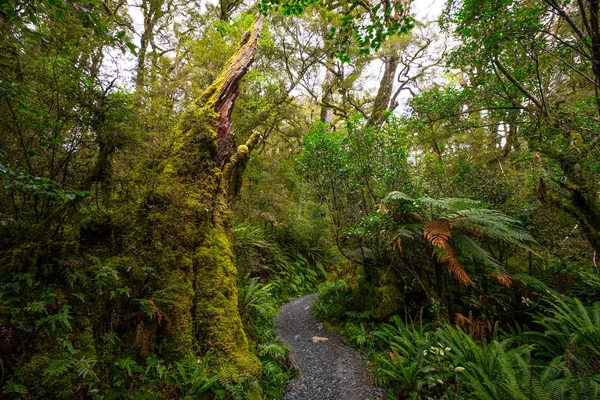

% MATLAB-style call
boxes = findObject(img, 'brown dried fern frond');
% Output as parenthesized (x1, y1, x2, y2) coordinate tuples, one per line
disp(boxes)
(148, 299, 173, 331)
(445, 249, 475, 286)
(135, 320, 153, 356)
(456, 313, 473, 328)
(426, 221, 474, 286)
(424, 221, 452, 248)
(456, 313, 487, 341)
(387, 227, 411, 252)
(492, 273, 512, 287)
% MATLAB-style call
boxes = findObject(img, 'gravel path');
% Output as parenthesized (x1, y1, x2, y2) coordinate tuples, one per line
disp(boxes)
(275, 293, 384, 400)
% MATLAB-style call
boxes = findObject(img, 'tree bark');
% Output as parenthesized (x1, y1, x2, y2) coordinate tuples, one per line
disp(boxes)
(200, 15, 264, 166)
(370, 54, 398, 126)
(320, 57, 336, 124)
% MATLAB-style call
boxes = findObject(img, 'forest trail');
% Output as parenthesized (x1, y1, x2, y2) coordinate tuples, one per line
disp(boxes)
(275, 294, 384, 400)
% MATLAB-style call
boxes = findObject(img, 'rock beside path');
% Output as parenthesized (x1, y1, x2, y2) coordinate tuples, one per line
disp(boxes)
(275, 293, 384, 400)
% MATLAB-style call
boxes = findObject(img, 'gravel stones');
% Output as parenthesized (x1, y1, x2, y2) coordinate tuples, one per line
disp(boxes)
(275, 293, 384, 400)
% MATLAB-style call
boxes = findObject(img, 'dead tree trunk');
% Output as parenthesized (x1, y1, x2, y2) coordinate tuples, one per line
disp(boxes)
(155, 15, 265, 378)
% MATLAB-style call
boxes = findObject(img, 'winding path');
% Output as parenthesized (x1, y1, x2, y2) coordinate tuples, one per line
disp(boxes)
(275, 293, 384, 400)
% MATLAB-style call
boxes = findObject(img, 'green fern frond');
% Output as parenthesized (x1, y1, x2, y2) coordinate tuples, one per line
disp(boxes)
(450, 208, 533, 243)
(382, 191, 415, 203)
(419, 196, 483, 213)
(451, 234, 503, 274)
(44, 359, 72, 378)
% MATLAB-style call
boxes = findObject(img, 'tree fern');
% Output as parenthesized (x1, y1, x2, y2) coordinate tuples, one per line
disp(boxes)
(382, 191, 532, 286)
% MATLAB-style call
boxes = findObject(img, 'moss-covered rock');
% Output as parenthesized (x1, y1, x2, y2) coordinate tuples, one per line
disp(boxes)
(354, 260, 404, 319)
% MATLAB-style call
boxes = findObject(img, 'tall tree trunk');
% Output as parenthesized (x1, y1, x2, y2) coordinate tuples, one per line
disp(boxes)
(370, 54, 398, 126)
(156, 15, 264, 377)
(135, 0, 167, 90)
(320, 57, 336, 124)
(136, 29, 149, 89)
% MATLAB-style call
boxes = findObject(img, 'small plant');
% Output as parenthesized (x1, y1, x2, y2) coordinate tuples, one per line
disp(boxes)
(313, 279, 353, 322)
(171, 353, 220, 399)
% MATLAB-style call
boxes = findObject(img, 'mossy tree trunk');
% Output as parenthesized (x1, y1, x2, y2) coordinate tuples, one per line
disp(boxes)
(157, 15, 265, 377)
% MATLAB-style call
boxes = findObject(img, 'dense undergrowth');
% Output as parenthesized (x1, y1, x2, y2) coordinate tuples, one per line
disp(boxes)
(3, 0, 600, 398)
(314, 273, 600, 399)
(301, 113, 600, 399)
(0, 218, 322, 399)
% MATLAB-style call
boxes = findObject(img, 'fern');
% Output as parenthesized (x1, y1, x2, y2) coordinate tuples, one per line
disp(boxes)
(382, 191, 415, 203)
(234, 224, 274, 252)
(3, 380, 27, 395)
(72, 357, 98, 381)
(533, 296, 600, 364)
(371, 316, 435, 392)
(451, 234, 507, 279)
(257, 342, 288, 361)
(224, 376, 263, 400)
(382, 191, 532, 287)
(513, 273, 555, 295)
(172, 353, 221, 397)
(44, 359, 72, 378)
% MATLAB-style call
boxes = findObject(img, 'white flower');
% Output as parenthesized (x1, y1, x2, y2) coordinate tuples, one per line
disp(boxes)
(454, 366, 465, 372)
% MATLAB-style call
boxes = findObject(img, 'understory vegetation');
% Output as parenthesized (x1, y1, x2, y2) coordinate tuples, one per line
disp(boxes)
(1, 0, 600, 398)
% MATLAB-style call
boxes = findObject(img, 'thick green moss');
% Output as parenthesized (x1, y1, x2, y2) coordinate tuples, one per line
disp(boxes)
(355, 262, 404, 319)
(375, 284, 403, 319)
(156, 266, 195, 360)
(193, 227, 262, 379)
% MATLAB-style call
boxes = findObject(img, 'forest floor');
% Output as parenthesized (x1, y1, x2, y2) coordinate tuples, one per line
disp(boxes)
(275, 293, 384, 400)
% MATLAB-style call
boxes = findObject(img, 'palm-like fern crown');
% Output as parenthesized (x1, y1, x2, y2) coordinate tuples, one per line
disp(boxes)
(382, 191, 534, 286)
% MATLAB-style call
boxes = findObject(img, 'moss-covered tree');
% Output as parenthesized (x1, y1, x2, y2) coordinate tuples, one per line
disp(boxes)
(133, 14, 267, 376)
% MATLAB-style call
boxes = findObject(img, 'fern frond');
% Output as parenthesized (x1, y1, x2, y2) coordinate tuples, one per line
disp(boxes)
(382, 191, 415, 203)
(450, 208, 533, 243)
(513, 274, 555, 295)
(491, 273, 512, 287)
(425, 221, 474, 286)
(424, 220, 452, 248)
(451, 233, 502, 273)
(419, 196, 483, 213)
(433, 246, 475, 286)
